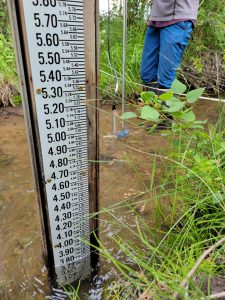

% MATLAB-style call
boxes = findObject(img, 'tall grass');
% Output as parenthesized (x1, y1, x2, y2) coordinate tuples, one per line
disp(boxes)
(90, 114, 225, 299)
(100, 16, 145, 100)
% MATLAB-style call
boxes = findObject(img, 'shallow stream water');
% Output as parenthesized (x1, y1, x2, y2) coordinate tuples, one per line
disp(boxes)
(0, 101, 220, 299)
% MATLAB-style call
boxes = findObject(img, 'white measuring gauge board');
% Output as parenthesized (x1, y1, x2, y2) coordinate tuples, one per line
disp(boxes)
(21, 0, 91, 285)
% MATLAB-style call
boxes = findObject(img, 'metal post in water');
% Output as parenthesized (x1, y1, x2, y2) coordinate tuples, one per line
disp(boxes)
(116, 0, 129, 139)
(122, 0, 127, 129)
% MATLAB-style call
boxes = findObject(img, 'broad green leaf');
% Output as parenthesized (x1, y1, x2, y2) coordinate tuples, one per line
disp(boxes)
(170, 111, 183, 118)
(141, 106, 160, 121)
(159, 92, 173, 101)
(166, 97, 181, 106)
(164, 101, 184, 113)
(181, 111, 196, 123)
(186, 88, 205, 103)
(122, 112, 137, 120)
(171, 79, 187, 94)
(140, 91, 155, 103)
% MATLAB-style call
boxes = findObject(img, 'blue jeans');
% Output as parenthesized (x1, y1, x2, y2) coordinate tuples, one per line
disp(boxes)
(141, 21, 193, 88)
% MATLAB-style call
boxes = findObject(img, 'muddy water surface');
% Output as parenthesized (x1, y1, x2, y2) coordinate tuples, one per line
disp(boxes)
(0, 109, 49, 299)
(0, 101, 220, 299)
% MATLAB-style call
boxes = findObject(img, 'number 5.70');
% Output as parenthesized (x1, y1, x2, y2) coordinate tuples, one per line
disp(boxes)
(34, 13, 57, 28)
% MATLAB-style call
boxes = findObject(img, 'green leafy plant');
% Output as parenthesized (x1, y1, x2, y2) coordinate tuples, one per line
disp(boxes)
(122, 79, 206, 133)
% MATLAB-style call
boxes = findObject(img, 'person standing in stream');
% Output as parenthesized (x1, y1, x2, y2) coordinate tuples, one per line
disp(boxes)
(141, 0, 200, 94)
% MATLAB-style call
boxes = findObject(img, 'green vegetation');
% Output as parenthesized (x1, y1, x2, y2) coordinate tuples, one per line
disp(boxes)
(98, 131, 225, 300)
(65, 283, 81, 300)
(100, 11, 145, 99)
(65, 78, 225, 299)
(92, 91, 225, 299)
(0, 0, 10, 36)
(0, 0, 19, 106)
(0, 34, 17, 82)
(0, 33, 19, 106)
(182, 1, 225, 93)
(122, 79, 206, 133)
(100, 0, 225, 99)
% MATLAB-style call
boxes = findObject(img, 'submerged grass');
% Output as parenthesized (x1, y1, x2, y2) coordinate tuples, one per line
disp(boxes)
(65, 283, 81, 300)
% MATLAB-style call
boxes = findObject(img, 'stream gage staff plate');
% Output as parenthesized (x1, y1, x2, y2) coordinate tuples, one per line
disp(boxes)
(21, 0, 91, 285)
